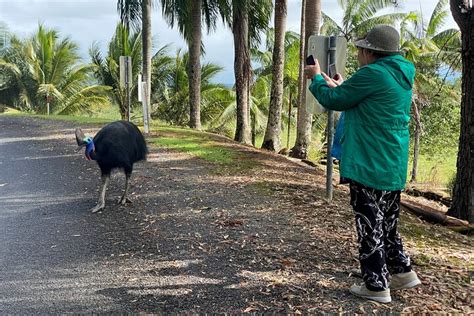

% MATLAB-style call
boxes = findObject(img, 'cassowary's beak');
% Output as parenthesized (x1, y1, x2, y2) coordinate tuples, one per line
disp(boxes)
(75, 128, 86, 152)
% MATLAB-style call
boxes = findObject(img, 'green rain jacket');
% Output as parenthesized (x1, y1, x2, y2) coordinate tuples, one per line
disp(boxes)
(309, 54, 415, 191)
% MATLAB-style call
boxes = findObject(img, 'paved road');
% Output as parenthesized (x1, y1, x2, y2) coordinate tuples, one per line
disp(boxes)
(0, 116, 163, 313)
(0, 116, 278, 314)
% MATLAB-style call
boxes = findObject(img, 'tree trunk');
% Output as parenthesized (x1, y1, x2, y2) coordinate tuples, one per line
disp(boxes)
(410, 98, 422, 183)
(262, 0, 288, 152)
(233, 3, 252, 145)
(188, 0, 202, 130)
(447, 0, 473, 223)
(287, 89, 292, 149)
(142, 0, 152, 127)
(290, 0, 320, 159)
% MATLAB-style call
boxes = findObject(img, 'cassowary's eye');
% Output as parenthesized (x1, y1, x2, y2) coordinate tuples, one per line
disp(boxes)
(83, 137, 93, 144)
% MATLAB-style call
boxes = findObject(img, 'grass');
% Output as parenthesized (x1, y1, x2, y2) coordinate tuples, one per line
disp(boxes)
(407, 150, 457, 189)
(150, 135, 235, 165)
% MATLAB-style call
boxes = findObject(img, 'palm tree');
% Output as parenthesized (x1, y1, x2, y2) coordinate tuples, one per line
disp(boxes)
(226, 0, 272, 144)
(210, 74, 270, 139)
(211, 31, 300, 144)
(231, 1, 252, 144)
(253, 30, 300, 148)
(150, 47, 232, 127)
(320, 0, 404, 42)
(117, 0, 153, 126)
(160, 0, 229, 130)
(90, 23, 142, 120)
(291, 0, 320, 159)
(447, 0, 473, 223)
(261, 0, 288, 152)
(0, 24, 109, 114)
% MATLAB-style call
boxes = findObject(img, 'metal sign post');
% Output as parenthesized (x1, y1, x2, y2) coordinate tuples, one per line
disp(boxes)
(306, 35, 347, 202)
(137, 73, 149, 134)
(326, 36, 337, 202)
(120, 56, 132, 122)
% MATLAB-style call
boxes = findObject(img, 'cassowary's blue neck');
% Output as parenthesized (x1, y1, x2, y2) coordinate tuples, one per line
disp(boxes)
(84, 137, 95, 160)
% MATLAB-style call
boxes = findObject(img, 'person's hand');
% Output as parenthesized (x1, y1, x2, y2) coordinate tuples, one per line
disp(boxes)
(304, 58, 321, 79)
(321, 72, 344, 88)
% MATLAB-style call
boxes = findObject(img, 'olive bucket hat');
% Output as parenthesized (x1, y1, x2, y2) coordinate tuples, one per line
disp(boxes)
(355, 24, 401, 55)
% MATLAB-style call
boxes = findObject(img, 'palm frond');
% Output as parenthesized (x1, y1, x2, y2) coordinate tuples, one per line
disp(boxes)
(117, 0, 142, 31)
(352, 13, 406, 39)
(427, 0, 448, 37)
(321, 12, 344, 37)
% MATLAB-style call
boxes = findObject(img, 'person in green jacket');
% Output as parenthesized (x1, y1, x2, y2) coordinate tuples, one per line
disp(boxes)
(304, 25, 421, 303)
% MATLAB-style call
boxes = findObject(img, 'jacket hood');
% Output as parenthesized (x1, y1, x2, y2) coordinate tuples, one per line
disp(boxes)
(374, 54, 415, 90)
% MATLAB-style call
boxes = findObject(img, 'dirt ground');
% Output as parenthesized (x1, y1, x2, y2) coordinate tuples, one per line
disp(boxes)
(121, 126, 472, 313)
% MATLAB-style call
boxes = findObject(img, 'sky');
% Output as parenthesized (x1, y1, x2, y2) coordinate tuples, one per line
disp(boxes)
(0, 0, 458, 84)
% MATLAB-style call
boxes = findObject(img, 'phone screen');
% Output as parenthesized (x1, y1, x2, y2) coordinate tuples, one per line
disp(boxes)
(329, 64, 337, 78)
(306, 55, 316, 66)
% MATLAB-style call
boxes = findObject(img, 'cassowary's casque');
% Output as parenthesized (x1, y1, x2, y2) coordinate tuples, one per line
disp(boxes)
(75, 121, 148, 213)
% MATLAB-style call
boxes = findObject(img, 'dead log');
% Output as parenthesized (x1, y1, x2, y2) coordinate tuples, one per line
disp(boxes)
(401, 199, 471, 228)
(405, 187, 452, 207)
(448, 226, 474, 234)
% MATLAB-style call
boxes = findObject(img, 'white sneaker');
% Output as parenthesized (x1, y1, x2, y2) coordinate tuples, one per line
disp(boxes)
(390, 271, 421, 290)
(349, 283, 391, 303)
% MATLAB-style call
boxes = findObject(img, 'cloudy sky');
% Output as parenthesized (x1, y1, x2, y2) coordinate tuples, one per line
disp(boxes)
(0, 0, 457, 84)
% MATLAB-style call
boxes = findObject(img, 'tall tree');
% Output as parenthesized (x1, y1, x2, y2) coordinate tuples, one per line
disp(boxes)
(161, 0, 228, 130)
(252, 30, 301, 148)
(261, 0, 288, 151)
(232, 2, 253, 144)
(228, 0, 272, 144)
(291, 0, 319, 159)
(150, 48, 231, 126)
(142, 0, 152, 126)
(447, 0, 473, 223)
(188, 0, 203, 129)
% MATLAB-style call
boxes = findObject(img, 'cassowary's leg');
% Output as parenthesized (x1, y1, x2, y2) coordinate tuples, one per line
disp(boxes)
(119, 169, 133, 205)
(91, 174, 110, 213)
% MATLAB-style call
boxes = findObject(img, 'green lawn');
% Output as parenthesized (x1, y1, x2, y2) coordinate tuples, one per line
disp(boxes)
(407, 150, 457, 189)
(149, 127, 236, 165)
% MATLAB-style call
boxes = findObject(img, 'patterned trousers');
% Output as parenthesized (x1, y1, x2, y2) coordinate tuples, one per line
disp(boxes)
(350, 181, 412, 291)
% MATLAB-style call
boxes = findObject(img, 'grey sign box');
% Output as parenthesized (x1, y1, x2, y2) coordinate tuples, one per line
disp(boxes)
(119, 56, 132, 89)
(306, 36, 347, 114)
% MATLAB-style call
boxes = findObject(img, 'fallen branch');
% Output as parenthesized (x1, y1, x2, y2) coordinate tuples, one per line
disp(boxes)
(405, 187, 452, 207)
(400, 199, 472, 230)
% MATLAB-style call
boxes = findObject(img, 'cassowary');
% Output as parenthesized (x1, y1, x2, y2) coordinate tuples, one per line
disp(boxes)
(75, 121, 148, 213)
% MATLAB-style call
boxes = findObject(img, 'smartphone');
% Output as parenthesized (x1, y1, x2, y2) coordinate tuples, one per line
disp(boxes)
(306, 55, 316, 66)
(329, 63, 337, 78)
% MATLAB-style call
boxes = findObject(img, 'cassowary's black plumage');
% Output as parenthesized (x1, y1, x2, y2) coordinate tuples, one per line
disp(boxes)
(91, 121, 147, 176)
(75, 121, 147, 213)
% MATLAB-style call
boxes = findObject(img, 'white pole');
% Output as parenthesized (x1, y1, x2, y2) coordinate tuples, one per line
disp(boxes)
(46, 92, 50, 115)
(142, 81, 149, 134)
(138, 73, 142, 102)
